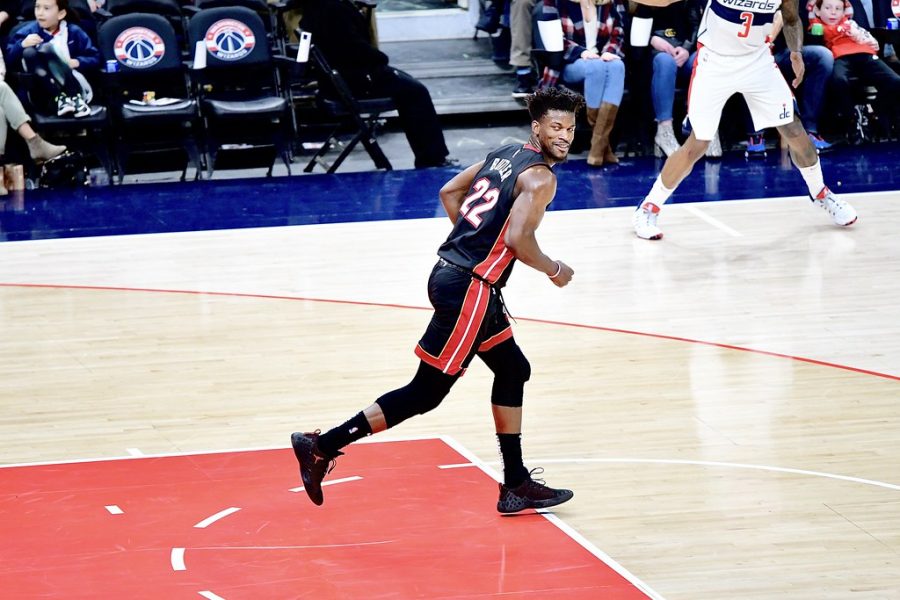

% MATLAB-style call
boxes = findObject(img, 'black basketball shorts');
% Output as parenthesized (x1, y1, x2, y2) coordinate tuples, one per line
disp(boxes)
(415, 260, 512, 376)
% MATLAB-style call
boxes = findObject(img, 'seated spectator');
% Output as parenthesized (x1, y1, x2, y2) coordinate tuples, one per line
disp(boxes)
(6, 0, 100, 119)
(640, 0, 704, 157)
(744, 7, 836, 154)
(299, 0, 453, 169)
(0, 67, 67, 193)
(510, 0, 538, 97)
(539, 0, 627, 166)
(846, 0, 898, 69)
(812, 0, 900, 141)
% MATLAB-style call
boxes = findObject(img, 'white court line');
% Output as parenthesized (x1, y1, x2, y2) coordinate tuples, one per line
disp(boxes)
(438, 435, 666, 600)
(105, 505, 123, 515)
(185, 541, 395, 551)
(0, 444, 297, 468)
(126, 448, 144, 456)
(289, 475, 362, 494)
(6, 438, 894, 492)
(530, 457, 900, 492)
(198, 592, 225, 600)
(194, 507, 241, 529)
(170, 548, 186, 571)
(683, 205, 742, 237)
(438, 463, 476, 469)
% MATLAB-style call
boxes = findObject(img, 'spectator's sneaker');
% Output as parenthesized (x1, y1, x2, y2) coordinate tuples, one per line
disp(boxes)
(654, 121, 679, 157)
(704, 131, 722, 158)
(511, 81, 534, 98)
(290, 431, 340, 506)
(72, 94, 91, 118)
(808, 132, 832, 152)
(56, 95, 75, 117)
(511, 73, 536, 99)
(497, 468, 573, 514)
(811, 186, 857, 227)
(745, 134, 766, 158)
(633, 202, 664, 240)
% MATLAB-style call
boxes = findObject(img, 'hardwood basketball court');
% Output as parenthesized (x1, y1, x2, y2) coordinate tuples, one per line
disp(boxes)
(1, 184, 898, 598)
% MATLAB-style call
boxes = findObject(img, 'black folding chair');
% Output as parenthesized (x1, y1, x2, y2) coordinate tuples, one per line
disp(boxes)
(302, 43, 393, 174)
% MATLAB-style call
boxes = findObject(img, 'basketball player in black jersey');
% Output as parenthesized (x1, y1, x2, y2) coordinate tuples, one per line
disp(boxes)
(292, 87, 584, 513)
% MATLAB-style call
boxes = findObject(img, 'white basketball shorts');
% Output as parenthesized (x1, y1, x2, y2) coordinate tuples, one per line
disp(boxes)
(686, 45, 795, 141)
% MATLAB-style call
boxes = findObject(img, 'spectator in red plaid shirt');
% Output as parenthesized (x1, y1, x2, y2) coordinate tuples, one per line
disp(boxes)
(539, 0, 627, 166)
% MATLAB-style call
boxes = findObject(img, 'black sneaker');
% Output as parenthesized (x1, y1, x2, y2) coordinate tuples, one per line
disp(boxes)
(290, 431, 340, 506)
(511, 79, 535, 99)
(497, 468, 573, 514)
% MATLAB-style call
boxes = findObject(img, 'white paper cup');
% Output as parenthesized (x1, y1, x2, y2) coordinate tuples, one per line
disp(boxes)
(630, 16, 653, 47)
(537, 19, 564, 52)
(193, 40, 207, 69)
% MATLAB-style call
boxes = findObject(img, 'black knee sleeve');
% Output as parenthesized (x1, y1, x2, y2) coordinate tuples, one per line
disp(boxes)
(481, 341, 531, 408)
(375, 362, 457, 428)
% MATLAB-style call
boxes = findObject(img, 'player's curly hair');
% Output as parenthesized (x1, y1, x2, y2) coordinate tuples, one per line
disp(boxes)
(526, 87, 585, 122)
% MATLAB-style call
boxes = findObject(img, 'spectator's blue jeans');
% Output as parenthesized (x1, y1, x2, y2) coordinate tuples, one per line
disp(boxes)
(562, 57, 625, 108)
(651, 51, 696, 122)
(774, 45, 833, 133)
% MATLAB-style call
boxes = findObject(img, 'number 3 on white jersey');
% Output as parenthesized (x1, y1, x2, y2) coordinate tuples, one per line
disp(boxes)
(460, 177, 500, 227)
(737, 11, 754, 38)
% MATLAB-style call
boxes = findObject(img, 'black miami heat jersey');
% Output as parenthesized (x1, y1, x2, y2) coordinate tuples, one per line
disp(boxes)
(437, 142, 552, 287)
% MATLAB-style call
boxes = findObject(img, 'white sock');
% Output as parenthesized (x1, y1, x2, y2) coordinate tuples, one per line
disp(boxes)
(796, 159, 826, 198)
(641, 176, 674, 211)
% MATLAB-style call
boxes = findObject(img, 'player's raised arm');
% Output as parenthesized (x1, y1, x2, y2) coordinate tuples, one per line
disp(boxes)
(438, 160, 485, 224)
(504, 166, 573, 287)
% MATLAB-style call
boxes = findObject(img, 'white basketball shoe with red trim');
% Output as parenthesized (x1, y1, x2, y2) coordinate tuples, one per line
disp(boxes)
(633, 202, 664, 240)
(812, 187, 857, 226)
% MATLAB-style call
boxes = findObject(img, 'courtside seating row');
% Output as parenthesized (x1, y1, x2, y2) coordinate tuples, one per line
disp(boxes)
(6, 6, 391, 182)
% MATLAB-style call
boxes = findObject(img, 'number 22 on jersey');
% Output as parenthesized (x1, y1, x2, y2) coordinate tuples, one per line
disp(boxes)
(460, 177, 500, 227)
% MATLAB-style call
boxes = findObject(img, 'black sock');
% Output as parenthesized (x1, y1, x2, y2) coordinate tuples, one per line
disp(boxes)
(497, 433, 529, 487)
(318, 412, 372, 457)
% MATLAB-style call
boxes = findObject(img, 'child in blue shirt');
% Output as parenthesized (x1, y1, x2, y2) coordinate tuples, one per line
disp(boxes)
(6, 0, 99, 118)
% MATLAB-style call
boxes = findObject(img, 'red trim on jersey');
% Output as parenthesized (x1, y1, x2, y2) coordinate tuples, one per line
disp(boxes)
(415, 280, 491, 375)
(477, 327, 513, 352)
(523, 143, 541, 153)
(473, 218, 513, 283)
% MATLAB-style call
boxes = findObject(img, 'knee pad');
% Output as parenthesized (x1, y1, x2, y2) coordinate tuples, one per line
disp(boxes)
(483, 342, 531, 407)
(375, 363, 457, 427)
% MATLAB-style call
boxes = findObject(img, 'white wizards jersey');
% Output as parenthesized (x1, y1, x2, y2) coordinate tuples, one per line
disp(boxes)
(697, 0, 782, 56)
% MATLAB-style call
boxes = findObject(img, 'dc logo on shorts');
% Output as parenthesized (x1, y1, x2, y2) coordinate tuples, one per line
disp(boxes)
(204, 19, 256, 61)
(113, 27, 165, 68)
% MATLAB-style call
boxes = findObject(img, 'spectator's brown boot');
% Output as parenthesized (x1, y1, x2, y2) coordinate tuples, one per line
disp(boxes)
(587, 103, 619, 166)
(586, 107, 603, 166)
(598, 102, 619, 164)
(28, 135, 67, 164)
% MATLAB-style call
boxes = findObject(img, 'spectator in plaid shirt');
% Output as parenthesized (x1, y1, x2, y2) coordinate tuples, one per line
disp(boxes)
(539, 0, 627, 166)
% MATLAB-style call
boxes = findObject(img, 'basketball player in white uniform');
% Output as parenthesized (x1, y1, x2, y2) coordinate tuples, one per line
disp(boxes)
(631, 0, 857, 240)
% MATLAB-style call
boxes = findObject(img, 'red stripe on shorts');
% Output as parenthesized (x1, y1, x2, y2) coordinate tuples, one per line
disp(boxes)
(477, 327, 513, 353)
(415, 280, 491, 376)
